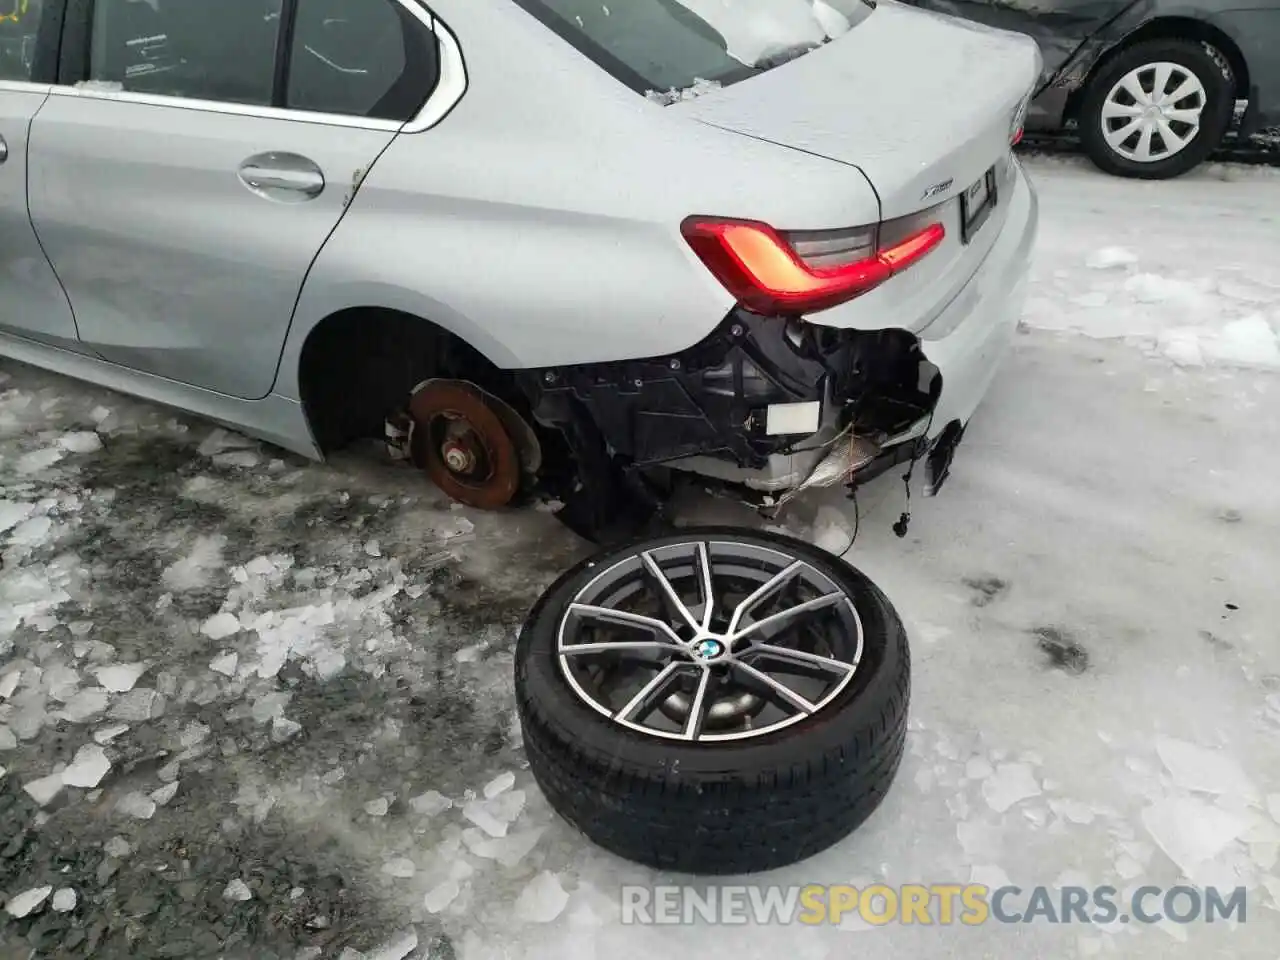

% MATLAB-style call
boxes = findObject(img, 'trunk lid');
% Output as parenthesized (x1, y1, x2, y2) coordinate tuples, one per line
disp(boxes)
(672, 1, 1042, 220)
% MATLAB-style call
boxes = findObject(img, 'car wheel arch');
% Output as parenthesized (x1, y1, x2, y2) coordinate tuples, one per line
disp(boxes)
(1064, 14, 1250, 123)
(295, 304, 524, 454)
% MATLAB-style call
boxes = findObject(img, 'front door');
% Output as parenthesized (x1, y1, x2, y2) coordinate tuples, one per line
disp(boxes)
(26, 0, 442, 400)
(0, 0, 80, 349)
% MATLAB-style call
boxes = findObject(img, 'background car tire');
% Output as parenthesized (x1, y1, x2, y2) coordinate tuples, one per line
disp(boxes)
(515, 526, 910, 875)
(1078, 39, 1234, 179)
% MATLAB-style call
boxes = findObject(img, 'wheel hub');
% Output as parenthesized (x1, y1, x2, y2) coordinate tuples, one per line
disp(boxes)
(407, 380, 522, 509)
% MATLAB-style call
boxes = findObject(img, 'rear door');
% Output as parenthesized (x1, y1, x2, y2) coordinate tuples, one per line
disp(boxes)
(0, 0, 81, 350)
(905, 0, 1138, 84)
(27, 0, 443, 400)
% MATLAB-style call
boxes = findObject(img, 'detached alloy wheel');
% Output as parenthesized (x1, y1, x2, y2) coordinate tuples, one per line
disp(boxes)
(515, 526, 910, 874)
(1078, 39, 1234, 179)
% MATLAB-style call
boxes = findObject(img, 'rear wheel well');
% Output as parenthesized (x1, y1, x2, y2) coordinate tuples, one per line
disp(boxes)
(298, 307, 527, 453)
(1066, 18, 1249, 123)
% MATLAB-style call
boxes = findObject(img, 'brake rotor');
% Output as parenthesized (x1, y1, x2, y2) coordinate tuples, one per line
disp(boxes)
(408, 380, 521, 509)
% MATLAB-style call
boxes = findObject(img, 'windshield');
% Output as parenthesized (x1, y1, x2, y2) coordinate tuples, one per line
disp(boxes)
(512, 0, 876, 101)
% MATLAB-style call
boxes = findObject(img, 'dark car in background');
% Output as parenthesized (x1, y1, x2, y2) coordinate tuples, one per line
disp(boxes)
(903, 0, 1280, 178)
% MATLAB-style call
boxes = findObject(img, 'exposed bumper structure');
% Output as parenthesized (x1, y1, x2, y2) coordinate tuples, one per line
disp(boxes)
(520, 161, 1038, 512)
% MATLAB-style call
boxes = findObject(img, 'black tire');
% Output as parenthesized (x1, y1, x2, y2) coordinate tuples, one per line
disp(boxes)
(1078, 39, 1234, 179)
(514, 526, 910, 875)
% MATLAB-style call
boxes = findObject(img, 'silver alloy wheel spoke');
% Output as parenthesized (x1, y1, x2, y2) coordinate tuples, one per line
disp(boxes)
(641, 550, 701, 631)
(726, 560, 804, 635)
(617, 662, 686, 722)
(747, 643, 857, 675)
(566, 602, 684, 645)
(730, 592, 844, 645)
(561, 639, 687, 657)
(695, 541, 715, 631)
(732, 661, 817, 715)
(1102, 62, 1205, 163)
(681, 668, 713, 740)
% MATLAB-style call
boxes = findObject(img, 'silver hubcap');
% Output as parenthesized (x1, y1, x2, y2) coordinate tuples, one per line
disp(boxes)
(555, 539, 865, 742)
(1102, 62, 1207, 163)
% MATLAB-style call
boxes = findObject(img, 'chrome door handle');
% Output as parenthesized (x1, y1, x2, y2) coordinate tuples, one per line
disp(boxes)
(241, 166, 324, 193)
(238, 152, 325, 202)
(0, 135, 8, 165)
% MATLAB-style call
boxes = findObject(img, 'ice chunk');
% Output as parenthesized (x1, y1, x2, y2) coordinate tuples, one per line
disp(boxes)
(209, 652, 238, 677)
(423, 879, 461, 914)
(214, 449, 260, 469)
(9, 515, 53, 546)
(93, 723, 129, 744)
(223, 878, 253, 902)
(965, 757, 994, 780)
(5, 886, 52, 918)
(483, 771, 516, 799)
(162, 534, 227, 591)
(94, 662, 148, 693)
(51, 887, 77, 912)
(467, 827, 545, 867)
(0, 725, 15, 750)
(62, 689, 109, 723)
(463, 799, 510, 838)
(180, 721, 211, 748)
(1141, 797, 1246, 874)
(62, 744, 111, 788)
(17, 447, 64, 474)
(104, 836, 131, 858)
(1085, 247, 1138, 270)
(57, 431, 103, 453)
(410, 790, 452, 816)
(381, 857, 416, 879)
(515, 871, 569, 923)
(981, 763, 1041, 813)
(0, 669, 21, 698)
(364, 797, 389, 817)
(108, 688, 165, 721)
(24, 773, 65, 806)
(271, 716, 302, 742)
(0, 500, 36, 534)
(1155, 738, 1257, 800)
(251, 692, 290, 723)
(367, 929, 418, 960)
(151, 781, 180, 806)
(117, 791, 157, 820)
(201, 612, 241, 640)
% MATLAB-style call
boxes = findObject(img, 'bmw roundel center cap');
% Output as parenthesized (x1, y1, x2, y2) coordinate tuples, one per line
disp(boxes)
(693, 638, 725, 661)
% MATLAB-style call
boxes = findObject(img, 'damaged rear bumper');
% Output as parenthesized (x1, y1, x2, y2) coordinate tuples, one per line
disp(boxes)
(520, 160, 1038, 503)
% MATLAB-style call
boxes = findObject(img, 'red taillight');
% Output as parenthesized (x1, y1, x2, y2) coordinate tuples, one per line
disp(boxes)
(681, 217, 945, 315)
(1011, 126, 1024, 146)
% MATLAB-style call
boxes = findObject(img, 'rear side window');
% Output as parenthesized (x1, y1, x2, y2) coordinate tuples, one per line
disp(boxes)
(88, 0, 280, 105)
(512, 0, 875, 98)
(287, 0, 439, 120)
(83, 0, 440, 121)
(0, 0, 43, 81)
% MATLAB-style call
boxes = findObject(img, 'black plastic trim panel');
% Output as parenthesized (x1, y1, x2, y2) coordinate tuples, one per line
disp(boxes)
(518, 310, 938, 472)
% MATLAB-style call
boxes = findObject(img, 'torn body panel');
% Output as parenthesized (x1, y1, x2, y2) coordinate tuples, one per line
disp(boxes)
(518, 309, 942, 504)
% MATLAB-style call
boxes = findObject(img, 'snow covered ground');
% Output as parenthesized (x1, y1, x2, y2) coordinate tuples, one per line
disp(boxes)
(2, 155, 1280, 959)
